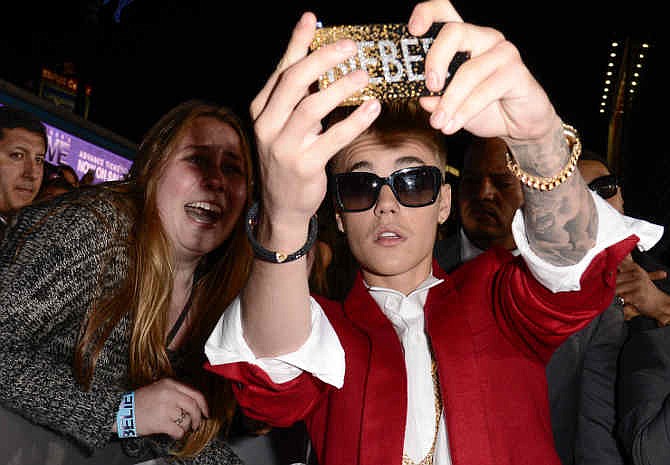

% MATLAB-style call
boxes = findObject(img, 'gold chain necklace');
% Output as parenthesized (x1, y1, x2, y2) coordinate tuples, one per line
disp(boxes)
(401, 358, 443, 465)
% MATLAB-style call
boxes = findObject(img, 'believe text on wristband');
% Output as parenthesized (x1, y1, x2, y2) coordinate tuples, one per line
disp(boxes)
(117, 391, 138, 438)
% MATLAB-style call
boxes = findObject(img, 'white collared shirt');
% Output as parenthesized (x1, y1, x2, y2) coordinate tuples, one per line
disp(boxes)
(367, 276, 451, 463)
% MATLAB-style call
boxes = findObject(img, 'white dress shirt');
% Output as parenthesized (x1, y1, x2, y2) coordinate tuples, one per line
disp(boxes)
(205, 191, 664, 465)
(367, 277, 451, 463)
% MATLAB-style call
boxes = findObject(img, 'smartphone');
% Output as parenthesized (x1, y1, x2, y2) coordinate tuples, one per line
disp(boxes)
(310, 22, 469, 106)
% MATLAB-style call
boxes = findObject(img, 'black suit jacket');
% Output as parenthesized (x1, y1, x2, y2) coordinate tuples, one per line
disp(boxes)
(616, 251, 670, 465)
(617, 322, 670, 465)
(435, 234, 626, 465)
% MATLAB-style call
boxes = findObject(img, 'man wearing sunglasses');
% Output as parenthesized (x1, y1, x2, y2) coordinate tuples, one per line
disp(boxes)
(579, 151, 624, 215)
(579, 153, 670, 465)
(204, 2, 662, 465)
(434, 137, 626, 465)
(577, 152, 670, 325)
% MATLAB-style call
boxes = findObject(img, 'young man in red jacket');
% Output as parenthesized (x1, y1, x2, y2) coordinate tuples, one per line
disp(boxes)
(205, 2, 662, 464)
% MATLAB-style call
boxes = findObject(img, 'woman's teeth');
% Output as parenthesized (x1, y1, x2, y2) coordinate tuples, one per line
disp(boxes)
(184, 202, 222, 223)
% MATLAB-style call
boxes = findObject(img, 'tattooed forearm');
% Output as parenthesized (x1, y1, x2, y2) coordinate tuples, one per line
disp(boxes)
(507, 124, 598, 266)
(524, 182, 597, 265)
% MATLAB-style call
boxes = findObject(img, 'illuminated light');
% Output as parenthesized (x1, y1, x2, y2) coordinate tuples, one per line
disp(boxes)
(602, 94, 608, 99)
(601, 101, 607, 106)
(600, 109, 605, 113)
(610, 52, 617, 57)
(612, 42, 619, 47)
(642, 43, 649, 48)
(604, 87, 609, 92)
(607, 71, 613, 76)
(605, 80, 611, 84)
(639, 53, 645, 58)
(629, 88, 635, 93)
(631, 81, 637, 86)
(636, 63, 642, 68)
(608, 62, 614, 67)
(633, 72, 639, 77)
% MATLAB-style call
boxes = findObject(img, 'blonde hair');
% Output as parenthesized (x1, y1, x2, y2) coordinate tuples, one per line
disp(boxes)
(74, 100, 255, 457)
(328, 100, 448, 173)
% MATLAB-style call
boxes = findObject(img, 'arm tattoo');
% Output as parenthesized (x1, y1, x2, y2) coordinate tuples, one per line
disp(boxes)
(508, 126, 598, 266)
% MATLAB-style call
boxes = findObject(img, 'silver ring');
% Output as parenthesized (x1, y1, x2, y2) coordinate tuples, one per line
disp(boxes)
(174, 408, 186, 426)
(615, 295, 625, 307)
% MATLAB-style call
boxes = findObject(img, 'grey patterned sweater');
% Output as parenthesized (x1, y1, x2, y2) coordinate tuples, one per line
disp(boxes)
(0, 188, 243, 465)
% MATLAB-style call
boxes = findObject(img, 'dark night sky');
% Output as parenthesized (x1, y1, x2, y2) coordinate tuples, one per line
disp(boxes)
(2, 0, 669, 256)
(1, 1, 663, 143)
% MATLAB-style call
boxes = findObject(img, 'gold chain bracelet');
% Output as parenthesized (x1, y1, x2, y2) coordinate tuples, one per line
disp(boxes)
(505, 123, 582, 191)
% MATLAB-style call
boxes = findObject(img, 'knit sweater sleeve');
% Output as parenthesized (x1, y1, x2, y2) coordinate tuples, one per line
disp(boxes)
(124, 434, 245, 465)
(0, 189, 133, 453)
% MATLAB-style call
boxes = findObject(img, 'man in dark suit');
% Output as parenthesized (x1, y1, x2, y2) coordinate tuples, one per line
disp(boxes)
(575, 152, 670, 465)
(434, 136, 627, 465)
(617, 301, 670, 465)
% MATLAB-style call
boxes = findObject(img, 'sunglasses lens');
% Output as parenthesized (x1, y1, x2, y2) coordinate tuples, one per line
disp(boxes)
(588, 174, 618, 200)
(335, 166, 441, 212)
(393, 167, 440, 207)
(336, 173, 379, 212)
(596, 184, 618, 199)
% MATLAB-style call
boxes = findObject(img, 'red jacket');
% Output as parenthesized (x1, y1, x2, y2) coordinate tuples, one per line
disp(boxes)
(206, 239, 636, 465)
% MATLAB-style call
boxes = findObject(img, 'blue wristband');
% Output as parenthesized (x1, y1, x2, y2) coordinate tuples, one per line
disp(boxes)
(116, 391, 138, 438)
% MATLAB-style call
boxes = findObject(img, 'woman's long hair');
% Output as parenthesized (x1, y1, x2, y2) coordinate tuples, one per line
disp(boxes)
(73, 100, 255, 457)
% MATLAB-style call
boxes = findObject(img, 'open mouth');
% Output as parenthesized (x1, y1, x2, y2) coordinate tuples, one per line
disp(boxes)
(378, 231, 402, 240)
(375, 228, 405, 245)
(184, 201, 222, 224)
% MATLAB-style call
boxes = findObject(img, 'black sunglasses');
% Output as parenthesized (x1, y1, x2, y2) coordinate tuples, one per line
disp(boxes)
(587, 174, 619, 200)
(333, 165, 443, 212)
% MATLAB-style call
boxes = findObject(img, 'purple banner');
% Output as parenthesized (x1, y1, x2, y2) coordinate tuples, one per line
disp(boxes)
(44, 124, 132, 183)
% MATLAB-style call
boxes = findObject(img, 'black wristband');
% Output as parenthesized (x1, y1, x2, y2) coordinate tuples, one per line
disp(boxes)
(245, 202, 318, 263)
